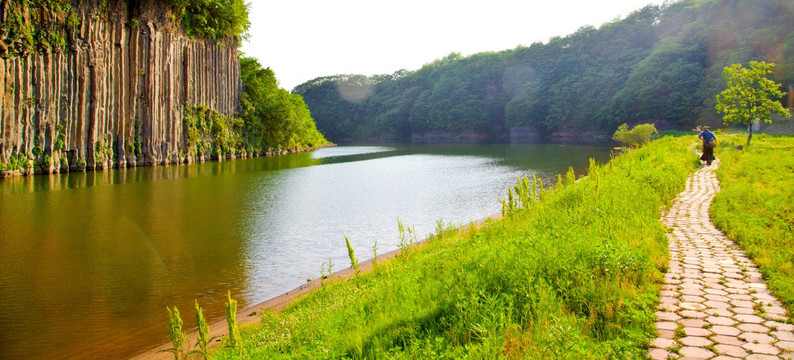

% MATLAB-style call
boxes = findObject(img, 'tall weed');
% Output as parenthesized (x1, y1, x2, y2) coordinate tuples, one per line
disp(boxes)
(192, 300, 216, 359)
(161, 306, 189, 360)
(345, 235, 360, 274)
(224, 291, 241, 354)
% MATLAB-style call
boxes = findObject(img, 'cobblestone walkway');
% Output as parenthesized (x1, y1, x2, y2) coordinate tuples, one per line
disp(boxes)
(649, 159, 794, 359)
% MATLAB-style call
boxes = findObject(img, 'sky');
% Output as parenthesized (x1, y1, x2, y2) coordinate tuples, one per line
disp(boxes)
(240, 0, 666, 91)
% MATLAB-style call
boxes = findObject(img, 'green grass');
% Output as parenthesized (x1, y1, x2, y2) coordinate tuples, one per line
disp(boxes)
(710, 133, 794, 314)
(209, 136, 696, 359)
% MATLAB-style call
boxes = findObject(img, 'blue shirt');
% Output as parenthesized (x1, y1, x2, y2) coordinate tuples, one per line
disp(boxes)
(699, 131, 715, 143)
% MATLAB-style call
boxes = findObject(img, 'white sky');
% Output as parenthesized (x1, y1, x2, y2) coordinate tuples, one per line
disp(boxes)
(241, 0, 665, 91)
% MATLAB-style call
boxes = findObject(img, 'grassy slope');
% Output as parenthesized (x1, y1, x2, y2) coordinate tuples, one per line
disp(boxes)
(710, 133, 794, 314)
(211, 136, 697, 359)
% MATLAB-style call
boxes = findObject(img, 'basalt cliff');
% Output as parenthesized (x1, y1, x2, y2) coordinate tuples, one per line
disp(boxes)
(0, 0, 242, 176)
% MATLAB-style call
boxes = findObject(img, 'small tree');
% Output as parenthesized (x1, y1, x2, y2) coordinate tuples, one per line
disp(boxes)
(715, 61, 791, 146)
(612, 123, 658, 148)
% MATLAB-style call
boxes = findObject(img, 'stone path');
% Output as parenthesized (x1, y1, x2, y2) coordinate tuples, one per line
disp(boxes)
(649, 159, 794, 359)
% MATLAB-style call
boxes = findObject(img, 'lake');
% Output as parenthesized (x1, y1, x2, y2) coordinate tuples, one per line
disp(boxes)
(0, 142, 611, 359)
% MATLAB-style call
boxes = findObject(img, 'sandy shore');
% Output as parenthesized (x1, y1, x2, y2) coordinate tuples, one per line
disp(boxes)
(130, 213, 502, 359)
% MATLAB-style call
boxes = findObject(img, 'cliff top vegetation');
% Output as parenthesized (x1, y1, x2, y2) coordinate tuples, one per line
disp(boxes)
(0, 0, 249, 58)
(161, 0, 249, 41)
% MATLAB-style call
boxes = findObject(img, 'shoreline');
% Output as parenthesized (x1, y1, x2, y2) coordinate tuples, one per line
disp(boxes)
(129, 212, 502, 360)
(0, 144, 336, 179)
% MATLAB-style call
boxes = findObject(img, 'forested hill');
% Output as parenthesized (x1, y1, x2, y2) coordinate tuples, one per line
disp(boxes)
(294, 0, 794, 142)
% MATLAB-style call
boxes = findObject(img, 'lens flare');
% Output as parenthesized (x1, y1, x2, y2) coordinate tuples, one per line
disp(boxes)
(336, 81, 374, 104)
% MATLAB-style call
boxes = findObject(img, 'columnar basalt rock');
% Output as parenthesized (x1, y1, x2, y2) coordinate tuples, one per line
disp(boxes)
(0, 1, 242, 176)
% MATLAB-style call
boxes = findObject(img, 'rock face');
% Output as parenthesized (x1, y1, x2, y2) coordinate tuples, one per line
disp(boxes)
(0, 0, 242, 176)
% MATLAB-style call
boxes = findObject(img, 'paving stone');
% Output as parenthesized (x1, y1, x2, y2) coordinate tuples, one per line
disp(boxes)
(648, 347, 672, 360)
(680, 318, 709, 328)
(761, 304, 788, 315)
(703, 300, 731, 309)
(706, 316, 737, 326)
(681, 281, 704, 289)
(659, 302, 681, 312)
(765, 321, 794, 332)
(727, 294, 753, 301)
(746, 354, 783, 360)
(731, 307, 754, 315)
(773, 331, 794, 342)
(679, 346, 716, 358)
(752, 291, 777, 300)
(713, 344, 748, 357)
(652, 337, 677, 349)
(680, 310, 709, 319)
(657, 329, 675, 339)
(737, 323, 770, 333)
(710, 325, 740, 336)
(737, 332, 775, 344)
(778, 341, 794, 352)
(762, 311, 789, 321)
(656, 321, 678, 331)
(681, 288, 706, 296)
(680, 336, 713, 347)
(656, 311, 682, 321)
(684, 327, 712, 337)
(742, 342, 780, 355)
(730, 299, 755, 308)
(724, 287, 750, 295)
(682, 295, 707, 303)
(710, 334, 744, 346)
(680, 302, 708, 311)
(704, 308, 733, 317)
(748, 282, 768, 289)
(704, 294, 731, 301)
(733, 314, 765, 324)
(704, 288, 729, 296)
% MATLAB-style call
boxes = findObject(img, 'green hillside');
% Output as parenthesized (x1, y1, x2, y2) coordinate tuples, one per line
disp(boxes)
(294, 0, 794, 141)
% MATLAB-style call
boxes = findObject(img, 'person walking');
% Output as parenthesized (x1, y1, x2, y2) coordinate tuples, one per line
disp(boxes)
(698, 126, 716, 165)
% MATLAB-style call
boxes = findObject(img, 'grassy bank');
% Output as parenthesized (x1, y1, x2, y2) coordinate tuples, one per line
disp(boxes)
(209, 136, 696, 359)
(710, 134, 794, 314)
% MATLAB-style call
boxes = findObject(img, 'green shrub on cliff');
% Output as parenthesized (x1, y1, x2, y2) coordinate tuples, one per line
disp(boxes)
(0, 0, 71, 57)
(238, 56, 328, 151)
(182, 58, 329, 157)
(183, 105, 242, 157)
(165, 0, 250, 41)
(0, 0, 249, 59)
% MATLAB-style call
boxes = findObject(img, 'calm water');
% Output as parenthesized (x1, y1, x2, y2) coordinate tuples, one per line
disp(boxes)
(0, 143, 610, 359)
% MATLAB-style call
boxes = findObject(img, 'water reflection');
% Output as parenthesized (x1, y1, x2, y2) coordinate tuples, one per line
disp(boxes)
(0, 143, 610, 360)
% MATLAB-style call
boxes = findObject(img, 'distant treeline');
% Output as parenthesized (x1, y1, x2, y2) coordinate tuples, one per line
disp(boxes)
(294, 0, 794, 141)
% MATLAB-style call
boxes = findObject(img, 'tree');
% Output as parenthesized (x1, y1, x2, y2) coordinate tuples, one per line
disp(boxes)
(612, 123, 658, 148)
(715, 61, 791, 146)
